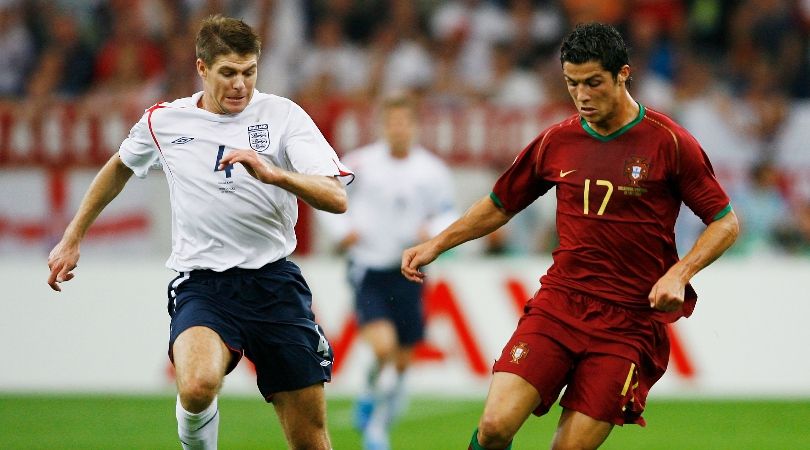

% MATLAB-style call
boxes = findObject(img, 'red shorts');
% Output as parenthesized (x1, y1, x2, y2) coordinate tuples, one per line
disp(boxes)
(492, 287, 670, 426)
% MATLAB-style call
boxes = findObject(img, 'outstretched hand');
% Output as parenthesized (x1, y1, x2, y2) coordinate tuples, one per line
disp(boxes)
(218, 149, 282, 184)
(47, 240, 80, 292)
(401, 241, 441, 283)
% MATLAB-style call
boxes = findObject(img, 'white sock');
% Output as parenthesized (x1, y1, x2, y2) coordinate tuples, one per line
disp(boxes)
(364, 408, 390, 446)
(176, 396, 219, 450)
(361, 361, 382, 399)
(384, 373, 408, 426)
(365, 370, 407, 440)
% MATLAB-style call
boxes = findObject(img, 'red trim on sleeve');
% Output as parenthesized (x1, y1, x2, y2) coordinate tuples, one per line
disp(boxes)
(332, 159, 355, 184)
(146, 103, 166, 154)
(146, 102, 173, 178)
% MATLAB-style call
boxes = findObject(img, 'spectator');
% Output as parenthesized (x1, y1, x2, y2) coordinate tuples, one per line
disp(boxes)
(159, 32, 201, 101)
(0, 0, 36, 98)
(727, 0, 806, 98)
(365, 21, 434, 99)
(779, 200, 810, 256)
(91, 5, 165, 96)
(431, 0, 511, 95)
(234, 0, 306, 98)
(718, 55, 788, 162)
(298, 16, 369, 98)
(625, 10, 677, 112)
(561, 0, 629, 25)
(732, 161, 792, 255)
(482, 40, 543, 108)
(503, 0, 566, 66)
(26, 10, 95, 101)
(684, 0, 735, 59)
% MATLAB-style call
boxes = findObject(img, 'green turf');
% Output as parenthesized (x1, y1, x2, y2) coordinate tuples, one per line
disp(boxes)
(1, 395, 809, 449)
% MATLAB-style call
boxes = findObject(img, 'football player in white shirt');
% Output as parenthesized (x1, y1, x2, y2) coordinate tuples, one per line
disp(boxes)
(319, 96, 457, 450)
(46, 15, 352, 450)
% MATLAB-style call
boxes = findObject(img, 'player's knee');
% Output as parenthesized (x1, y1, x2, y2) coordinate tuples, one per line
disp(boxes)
(178, 376, 220, 411)
(370, 340, 397, 362)
(477, 414, 516, 448)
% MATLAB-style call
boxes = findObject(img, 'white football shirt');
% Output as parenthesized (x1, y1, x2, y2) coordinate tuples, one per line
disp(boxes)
(319, 141, 457, 269)
(118, 90, 353, 272)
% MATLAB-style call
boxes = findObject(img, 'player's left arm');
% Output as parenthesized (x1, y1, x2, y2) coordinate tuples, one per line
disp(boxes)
(649, 210, 739, 311)
(217, 149, 347, 213)
(649, 129, 740, 312)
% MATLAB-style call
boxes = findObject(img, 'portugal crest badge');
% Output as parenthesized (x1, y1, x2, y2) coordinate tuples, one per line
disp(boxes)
(510, 342, 529, 364)
(248, 124, 270, 152)
(624, 156, 650, 187)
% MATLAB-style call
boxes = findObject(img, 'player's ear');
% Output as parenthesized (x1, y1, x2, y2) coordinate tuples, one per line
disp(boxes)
(618, 65, 631, 84)
(196, 59, 207, 79)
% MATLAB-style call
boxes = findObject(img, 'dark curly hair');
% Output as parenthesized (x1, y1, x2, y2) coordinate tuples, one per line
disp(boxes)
(560, 23, 629, 78)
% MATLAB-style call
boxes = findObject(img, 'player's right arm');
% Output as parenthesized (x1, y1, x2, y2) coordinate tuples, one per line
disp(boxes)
(401, 195, 512, 283)
(47, 155, 134, 291)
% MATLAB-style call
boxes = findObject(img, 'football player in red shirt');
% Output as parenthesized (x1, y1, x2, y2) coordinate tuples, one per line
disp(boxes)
(402, 22, 739, 450)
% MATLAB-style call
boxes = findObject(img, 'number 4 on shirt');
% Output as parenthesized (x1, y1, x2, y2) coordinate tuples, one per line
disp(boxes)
(214, 145, 234, 178)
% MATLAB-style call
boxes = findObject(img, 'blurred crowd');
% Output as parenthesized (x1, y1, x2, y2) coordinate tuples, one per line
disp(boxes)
(1, 0, 810, 257)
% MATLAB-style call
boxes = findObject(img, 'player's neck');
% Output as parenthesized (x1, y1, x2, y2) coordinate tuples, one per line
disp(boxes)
(198, 93, 228, 115)
(390, 144, 410, 159)
(587, 94, 639, 136)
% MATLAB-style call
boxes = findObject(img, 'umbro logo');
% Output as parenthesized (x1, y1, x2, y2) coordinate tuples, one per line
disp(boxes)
(320, 360, 332, 367)
(171, 136, 195, 144)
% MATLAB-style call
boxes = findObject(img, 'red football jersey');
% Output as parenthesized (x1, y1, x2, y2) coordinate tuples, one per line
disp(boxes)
(491, 104, 731, 322)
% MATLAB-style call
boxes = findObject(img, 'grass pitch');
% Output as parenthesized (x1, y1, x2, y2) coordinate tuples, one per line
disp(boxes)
(1, 395, 808, 449)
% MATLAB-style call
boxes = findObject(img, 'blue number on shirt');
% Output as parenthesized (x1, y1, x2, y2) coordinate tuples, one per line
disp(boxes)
(214, 145, 233, 178)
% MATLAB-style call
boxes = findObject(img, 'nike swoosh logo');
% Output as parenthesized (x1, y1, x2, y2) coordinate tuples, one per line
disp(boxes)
(560, 169, 577, 177)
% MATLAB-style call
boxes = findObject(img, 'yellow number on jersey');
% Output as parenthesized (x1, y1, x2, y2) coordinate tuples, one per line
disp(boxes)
(583, 179, 613, 215)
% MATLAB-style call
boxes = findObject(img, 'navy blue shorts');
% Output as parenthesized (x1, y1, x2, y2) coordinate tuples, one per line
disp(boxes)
(167, 258, 333, 401)
(349, 262, 425, 346)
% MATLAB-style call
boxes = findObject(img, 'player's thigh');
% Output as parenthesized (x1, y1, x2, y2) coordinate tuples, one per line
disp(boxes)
(492, 323, 575, 416)
(168, 275, 243, 376)
(272, 383, 329, 442)
(360, 319, 398, 357)
(172, 327, 231, 380)
(479, 372, 542, 437)
(552, 408, 613, 450)
(561, 353, 642, 425)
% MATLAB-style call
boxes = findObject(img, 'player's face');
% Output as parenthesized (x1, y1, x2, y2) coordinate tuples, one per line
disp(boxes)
(197, 53, 258, 115)
(563, 61, 629, 128)
(383, 106, 416, 156)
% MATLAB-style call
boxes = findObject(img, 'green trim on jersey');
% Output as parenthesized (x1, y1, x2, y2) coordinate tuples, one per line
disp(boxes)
(489, 192, 505, 209)
(581, 103, 646, 142)
(713, 203, 733, 221)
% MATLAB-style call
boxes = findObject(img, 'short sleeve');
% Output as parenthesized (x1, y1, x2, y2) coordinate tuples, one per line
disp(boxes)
(118, 112, 160, 179)
(424, 158, 458, 236)
(675, 131, 731, 224)
(283, 102, 354, 183)
(491, 135, 555, 214)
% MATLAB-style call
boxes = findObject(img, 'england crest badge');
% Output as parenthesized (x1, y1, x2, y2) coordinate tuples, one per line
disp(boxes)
(248, 124, 270, 152)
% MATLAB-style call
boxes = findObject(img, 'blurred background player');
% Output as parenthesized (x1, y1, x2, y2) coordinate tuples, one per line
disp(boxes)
(319, 94, 457, 450)
(46, 15, 352, 450)
(402, 22, 739, 450)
